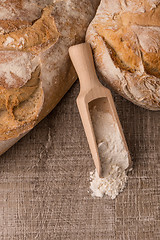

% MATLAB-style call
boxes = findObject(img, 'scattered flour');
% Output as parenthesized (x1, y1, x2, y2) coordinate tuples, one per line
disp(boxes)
(90, 165, 128, 199)
(89, 107, 130, 199)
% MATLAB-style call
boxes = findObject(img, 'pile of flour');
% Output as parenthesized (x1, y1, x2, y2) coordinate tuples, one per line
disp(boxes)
(89, 107, 130, 199)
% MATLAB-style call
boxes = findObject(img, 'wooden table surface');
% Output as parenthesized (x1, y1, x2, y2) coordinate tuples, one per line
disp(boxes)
(0, 81, 159, 240)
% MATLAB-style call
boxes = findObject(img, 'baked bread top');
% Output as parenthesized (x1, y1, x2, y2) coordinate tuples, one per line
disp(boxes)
(86, 0, 160, 110)
(0, 0, 100, 141)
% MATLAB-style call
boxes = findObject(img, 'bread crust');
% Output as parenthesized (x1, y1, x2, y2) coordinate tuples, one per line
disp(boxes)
(86, 0, 160, 110)
(0, 0, 100, 155)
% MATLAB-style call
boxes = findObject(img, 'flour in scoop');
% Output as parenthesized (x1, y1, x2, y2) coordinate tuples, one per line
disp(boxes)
(89, 107, 130, 199)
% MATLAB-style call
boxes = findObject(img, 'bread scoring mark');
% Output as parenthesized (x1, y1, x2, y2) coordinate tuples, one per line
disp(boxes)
(102, 35, 137, 73)
(0, 6, 59, 54)
(141, 51, 160, 78)
(94, 24, 142, 72)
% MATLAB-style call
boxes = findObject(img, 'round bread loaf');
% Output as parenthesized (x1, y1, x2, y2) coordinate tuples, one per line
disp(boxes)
(86, 0, 160, 110)
(0, 0, 100, 154)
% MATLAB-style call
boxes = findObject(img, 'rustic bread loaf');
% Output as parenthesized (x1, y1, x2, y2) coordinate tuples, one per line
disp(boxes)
(86, 0, 160, 110)
(0, 0, 100, 155)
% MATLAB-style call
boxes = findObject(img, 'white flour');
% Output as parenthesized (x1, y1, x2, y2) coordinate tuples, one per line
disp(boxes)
(3, 36, 14, 47)
(89, 107, 130, 199)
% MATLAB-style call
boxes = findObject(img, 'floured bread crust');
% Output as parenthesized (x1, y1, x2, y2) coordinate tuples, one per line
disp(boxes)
(0, 0, 100, 151)
(86, 0, 160, 110)
(0, 5, 58, 140)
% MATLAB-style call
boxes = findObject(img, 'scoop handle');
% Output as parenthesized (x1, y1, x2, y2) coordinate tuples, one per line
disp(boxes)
(69, 43, 100, 92)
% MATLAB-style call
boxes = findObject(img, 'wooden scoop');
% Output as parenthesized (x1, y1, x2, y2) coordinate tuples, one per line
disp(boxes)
(69, 43, 132, 177)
